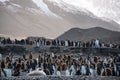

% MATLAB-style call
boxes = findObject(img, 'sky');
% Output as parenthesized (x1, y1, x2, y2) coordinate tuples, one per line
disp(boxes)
(56, 0, 120, 24)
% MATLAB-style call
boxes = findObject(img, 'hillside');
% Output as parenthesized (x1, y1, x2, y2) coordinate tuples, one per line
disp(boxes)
(57, 27, 120, 44)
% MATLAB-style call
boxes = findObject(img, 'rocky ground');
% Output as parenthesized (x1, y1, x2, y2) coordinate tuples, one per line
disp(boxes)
(0, 76, 120, 80)
(1, 44, 120, 56)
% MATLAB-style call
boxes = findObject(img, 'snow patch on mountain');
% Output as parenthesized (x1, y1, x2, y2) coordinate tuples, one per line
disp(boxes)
(6, 2, 22, 12)
(26, 8, 42, 15)
(49, 0, 78, 13)
(48, 0, 96, 17)
(7, 5, 18, 12)
(11, 3, 22, 8)
(32, 0, 59, 17)
(0, 0, 9, 2)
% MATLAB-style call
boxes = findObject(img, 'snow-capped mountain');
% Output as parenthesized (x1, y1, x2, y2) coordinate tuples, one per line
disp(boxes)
(0, 0, 120, 39)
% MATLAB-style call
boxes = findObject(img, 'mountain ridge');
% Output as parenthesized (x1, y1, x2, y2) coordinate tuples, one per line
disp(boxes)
(57, 27, 120, 44)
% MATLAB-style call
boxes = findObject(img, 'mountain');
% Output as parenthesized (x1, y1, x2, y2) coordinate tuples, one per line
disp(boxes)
(0, 0, 120, 39)
(57, 27, 120, 44)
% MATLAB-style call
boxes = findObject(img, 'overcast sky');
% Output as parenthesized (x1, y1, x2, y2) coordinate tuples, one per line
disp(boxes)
(58, 0, 120, 24)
